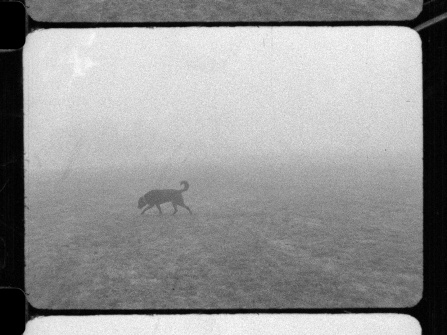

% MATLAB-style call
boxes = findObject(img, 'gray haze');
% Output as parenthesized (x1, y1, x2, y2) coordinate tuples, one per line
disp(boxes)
(24, 27, 422, 173)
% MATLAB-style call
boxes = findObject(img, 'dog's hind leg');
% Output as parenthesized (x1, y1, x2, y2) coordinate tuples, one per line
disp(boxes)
(156, 204, 163, 215)
(172, 203, 178, 215)
(179, 203, 192, 215)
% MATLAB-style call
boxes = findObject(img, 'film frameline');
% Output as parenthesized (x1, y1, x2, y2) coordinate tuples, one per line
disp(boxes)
(24, 27, 422, 310)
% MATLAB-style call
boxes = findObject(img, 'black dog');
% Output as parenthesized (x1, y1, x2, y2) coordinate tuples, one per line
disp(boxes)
(138, 181, 192, 215)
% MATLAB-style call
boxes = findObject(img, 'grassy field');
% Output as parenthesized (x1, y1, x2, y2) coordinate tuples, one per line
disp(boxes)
(25, 159, 422, 309)
(26, 0, 422, 22)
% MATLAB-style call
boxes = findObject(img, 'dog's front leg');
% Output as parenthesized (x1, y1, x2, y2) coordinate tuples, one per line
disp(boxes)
(156, 204, 163, 215)
(141, 204, 153, 215)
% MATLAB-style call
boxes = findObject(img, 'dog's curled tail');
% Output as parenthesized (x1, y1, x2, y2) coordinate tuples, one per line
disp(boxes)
(180, 180, 189, 192)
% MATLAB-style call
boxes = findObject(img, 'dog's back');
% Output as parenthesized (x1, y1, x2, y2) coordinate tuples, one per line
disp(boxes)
(144, 189, 183, 205)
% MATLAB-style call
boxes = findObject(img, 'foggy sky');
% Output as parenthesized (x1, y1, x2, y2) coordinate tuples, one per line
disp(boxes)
(24, 27, 422, 172)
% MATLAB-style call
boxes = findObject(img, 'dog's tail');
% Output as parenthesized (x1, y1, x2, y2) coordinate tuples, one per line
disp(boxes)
(180, 181, 189, 192)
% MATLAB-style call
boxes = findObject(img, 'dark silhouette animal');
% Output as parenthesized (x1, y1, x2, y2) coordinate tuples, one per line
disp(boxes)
(138, 181, 192, 215)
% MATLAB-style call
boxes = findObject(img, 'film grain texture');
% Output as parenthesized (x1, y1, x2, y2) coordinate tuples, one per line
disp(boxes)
(24, 28, 422, 309)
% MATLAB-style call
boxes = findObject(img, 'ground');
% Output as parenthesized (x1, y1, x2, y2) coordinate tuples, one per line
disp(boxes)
(25, 160, 422, 309)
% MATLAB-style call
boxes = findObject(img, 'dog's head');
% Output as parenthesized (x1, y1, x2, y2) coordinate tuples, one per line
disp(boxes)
(137, 196, 146, 209)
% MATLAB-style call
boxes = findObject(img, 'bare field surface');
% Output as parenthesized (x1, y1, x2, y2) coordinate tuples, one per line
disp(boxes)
(25, 161, 422, 309)
(26, 0, 422, 22)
